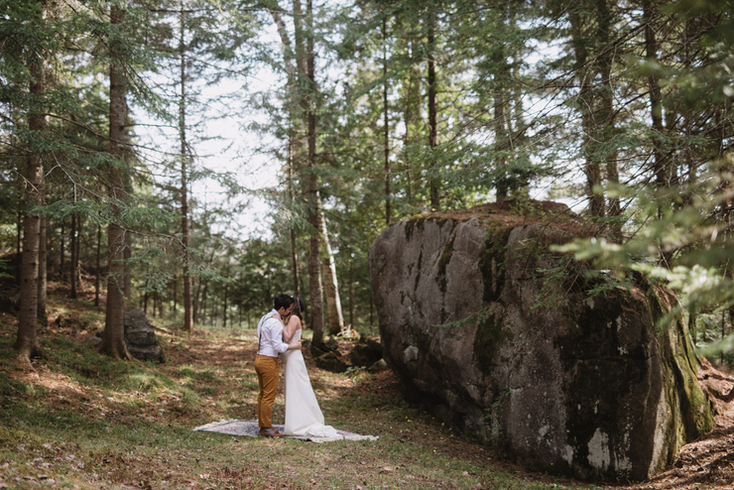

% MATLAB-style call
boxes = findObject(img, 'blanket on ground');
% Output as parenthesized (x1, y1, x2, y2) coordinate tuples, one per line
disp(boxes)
(193, 419, 379, 443)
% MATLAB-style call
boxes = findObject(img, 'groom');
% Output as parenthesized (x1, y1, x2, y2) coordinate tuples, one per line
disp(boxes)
(254, 293, 301, 438)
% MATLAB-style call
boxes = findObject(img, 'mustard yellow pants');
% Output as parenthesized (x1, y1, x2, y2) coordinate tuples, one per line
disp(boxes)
(254, 355, 279, 429)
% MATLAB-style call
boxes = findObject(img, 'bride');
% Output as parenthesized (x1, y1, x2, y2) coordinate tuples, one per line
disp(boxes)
(281, 297, 339, 438)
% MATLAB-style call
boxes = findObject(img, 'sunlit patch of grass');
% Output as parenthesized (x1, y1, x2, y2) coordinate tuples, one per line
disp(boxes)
(178, 365, 219, 383)
(127, 372, 168, 393)
(0, 426, 46, 453)
(5, 378, 46, 397)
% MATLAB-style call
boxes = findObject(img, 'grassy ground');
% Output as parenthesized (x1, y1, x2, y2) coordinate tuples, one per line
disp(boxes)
(0, 286, 684, 490)
(0, 288, 592, 490)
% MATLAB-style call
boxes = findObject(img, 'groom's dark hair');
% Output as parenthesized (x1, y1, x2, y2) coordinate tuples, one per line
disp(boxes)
(274, 294, 294, 311)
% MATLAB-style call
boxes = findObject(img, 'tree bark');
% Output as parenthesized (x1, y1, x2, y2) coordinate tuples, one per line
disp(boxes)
(180, 3, 194, 333)
(199, 279, 208, 325)
(60, 217, 65, 283)
(15, 7, 46, 364)
(273, 4, 302, 298)
(223, 283, 228, 328)
(123, 234, 131, 300)
(402, 41, 421, 207)
(288, 130, 301, 297)
(172, 275, 178, 313)
(143, 280, 149, 314)
(383, 18, 391, 225)
(348, 263, 354, 329)
(644, 0, 668, 188)
(290, 228, 300, 296)
(70, 213, 78, 299)
(493, 34, 509, 202)
(319, 210, 344, 335)
(101, 3, 131, 360)
(302, 0, 325, 344)
(273, 0, 343, 339)
(37, 216, 47, 325)
(16, 205, 22, 284)
(570, 9, 605, 217)
(95, 224, 101, 307)
(307, 224, 324, 342)
(597, 0, 620, 239)
(427, 12, 440, 210)
(193, 276, 200, 323)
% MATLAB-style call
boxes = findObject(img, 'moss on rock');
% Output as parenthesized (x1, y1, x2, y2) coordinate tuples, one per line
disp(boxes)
(437, 223, 457, 294)
(473, 312, 513, 375)
(404, 217, 425, 242)
(478, 226, 513, 303)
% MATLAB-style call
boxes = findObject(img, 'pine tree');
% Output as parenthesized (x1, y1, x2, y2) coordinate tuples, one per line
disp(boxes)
(101, 3, 133, 361)
(14, 0, 48, 366)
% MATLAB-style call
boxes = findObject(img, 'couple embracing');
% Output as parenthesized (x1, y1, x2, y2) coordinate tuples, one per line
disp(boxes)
(254, 294, 339, 439)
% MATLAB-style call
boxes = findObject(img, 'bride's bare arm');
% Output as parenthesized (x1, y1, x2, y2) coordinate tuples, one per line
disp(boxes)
(283, 315, 301, 343)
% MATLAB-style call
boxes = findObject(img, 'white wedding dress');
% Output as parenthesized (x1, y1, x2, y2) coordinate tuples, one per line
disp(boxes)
(282, 329, 339, 438)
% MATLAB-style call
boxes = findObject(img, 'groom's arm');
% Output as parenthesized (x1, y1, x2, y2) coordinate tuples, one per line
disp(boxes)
(283, 316, 300, 343)
(280, 320, 302, 350)
(264, 318, 299, 353)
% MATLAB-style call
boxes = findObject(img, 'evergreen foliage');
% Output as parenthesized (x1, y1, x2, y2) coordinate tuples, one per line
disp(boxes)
(0, 0, 732, 357)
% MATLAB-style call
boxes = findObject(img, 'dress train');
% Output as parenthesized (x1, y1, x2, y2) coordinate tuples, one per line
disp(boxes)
(282, 330, 339, 438)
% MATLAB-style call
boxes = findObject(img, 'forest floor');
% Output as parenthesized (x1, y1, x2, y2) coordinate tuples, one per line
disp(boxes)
(0, 284, 733, 489)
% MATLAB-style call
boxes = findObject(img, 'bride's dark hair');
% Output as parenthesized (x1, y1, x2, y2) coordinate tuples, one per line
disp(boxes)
(291, 296, 305, 320)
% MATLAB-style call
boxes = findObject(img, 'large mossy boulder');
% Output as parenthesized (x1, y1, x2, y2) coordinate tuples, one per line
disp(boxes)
(368, 201, 713, 482)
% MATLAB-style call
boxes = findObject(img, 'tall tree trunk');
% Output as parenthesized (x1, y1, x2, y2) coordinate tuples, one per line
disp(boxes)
(274, 0, 342, 339)
(143, 280, 149, 314)
(290, 229, 300, 296)
(288, 140, 301, 297)
(199, 280, 208, 325)
(70, 213, 78, 299)
(179, 3, 194, 334)
(493, 35, 509, 202)
(427, 13, 440, 210)
(644, 0, 667, 188)
(402, 42, 421, 207)
(270, 5, 306, 296)
(37, 216, 47, 326)
(102, 3, 131, 360)
(15, 206, 21, 285)
(348, 263, 354, 329)
(59, 217, 65, 283)
(172, 275, 178, 314)
(319, 211, 344, 335)
(223, 283, 228, 328)
(15, 6, 46, 364)
(272, 4, 302, 298)
(383, 18, 391, 225)
(307, 225, 324, 341)
(301, 0, 325, 344)
(597, 0, 620, 238)
(123, 234, 131, 299)
(193, 276, 200, 323)
(95, 224, 101, 307)
(570, 9, 605, 217)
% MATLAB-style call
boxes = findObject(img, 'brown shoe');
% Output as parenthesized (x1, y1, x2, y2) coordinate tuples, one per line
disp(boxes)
(259, 428, 284, 438)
